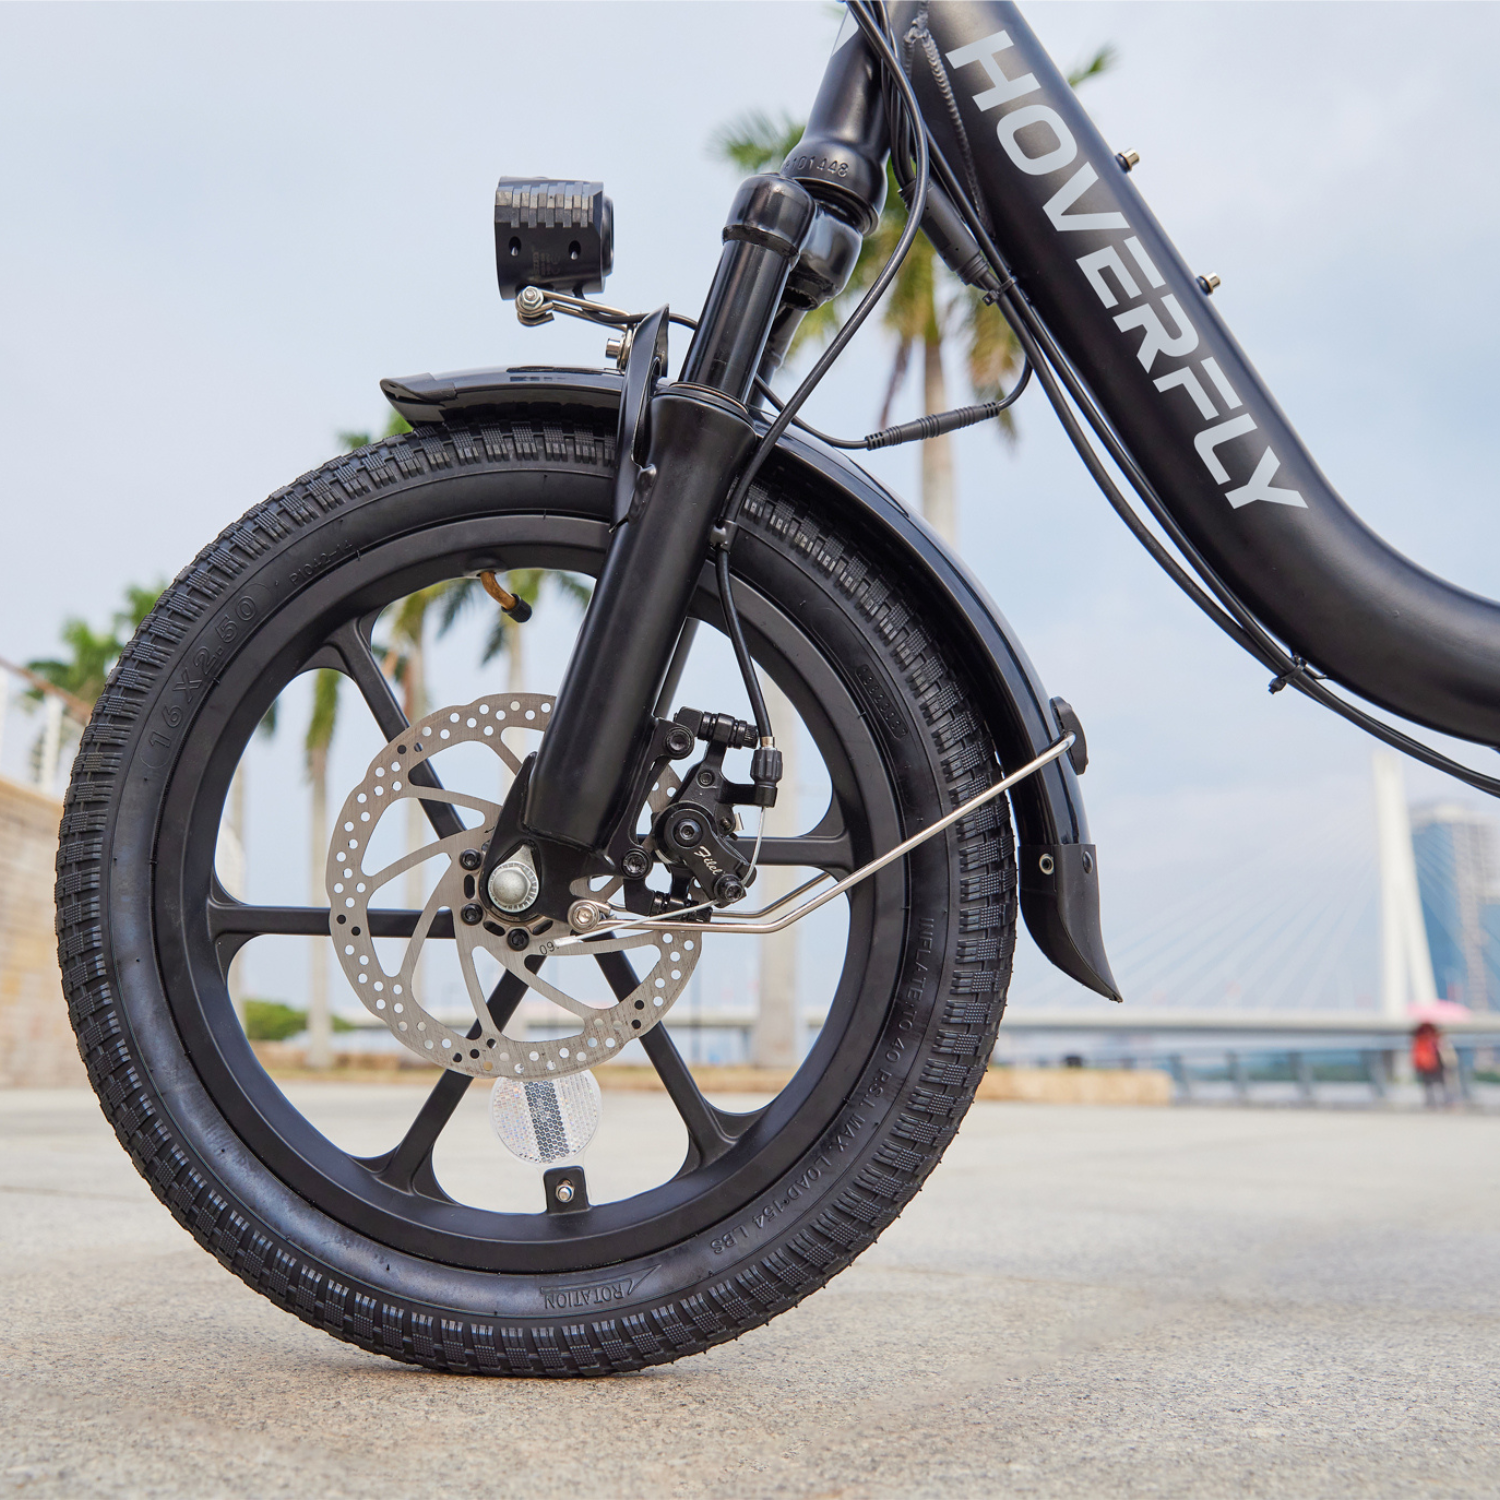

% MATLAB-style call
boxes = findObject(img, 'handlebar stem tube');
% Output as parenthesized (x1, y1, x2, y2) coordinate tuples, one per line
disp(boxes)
(524, 178, 815, 852)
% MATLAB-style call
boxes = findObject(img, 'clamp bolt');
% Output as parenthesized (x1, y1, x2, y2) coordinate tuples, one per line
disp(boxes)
(460, 903, 484, 926)
(459, 849, 483, 871)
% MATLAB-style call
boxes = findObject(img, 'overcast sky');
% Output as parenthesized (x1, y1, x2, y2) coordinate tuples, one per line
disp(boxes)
(4, 3, 1498, 1017)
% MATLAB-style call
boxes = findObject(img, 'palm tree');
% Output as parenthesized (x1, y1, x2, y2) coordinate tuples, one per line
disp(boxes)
(712, 44, 1115, 546)
(26, 582, 162, 707)
(304, 668, 340, 1068)
(22, 583, 162, 788)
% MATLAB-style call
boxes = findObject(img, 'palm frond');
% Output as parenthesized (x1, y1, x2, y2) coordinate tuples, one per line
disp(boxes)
(436, 577, 482, 635)
(710, 109, 804, 173)
(1067, 44, 1117, 89)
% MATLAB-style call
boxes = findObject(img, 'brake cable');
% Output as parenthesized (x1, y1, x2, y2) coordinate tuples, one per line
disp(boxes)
(751, 361, 1032, 451)
(888, 46, 1500, 798)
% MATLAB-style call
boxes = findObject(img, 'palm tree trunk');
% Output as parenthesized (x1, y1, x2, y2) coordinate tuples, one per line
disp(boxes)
(224, 765, 248, 1024)
(752, 679, 799, 1069)
(404, 640, 426, 918)
(307, 746, 332, 1069)
(921, 337, 958, 547)
(503, 619, 526, 762)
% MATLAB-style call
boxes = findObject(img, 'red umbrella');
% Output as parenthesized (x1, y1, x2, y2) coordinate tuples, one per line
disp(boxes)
(1407, 999, 1472, 1023)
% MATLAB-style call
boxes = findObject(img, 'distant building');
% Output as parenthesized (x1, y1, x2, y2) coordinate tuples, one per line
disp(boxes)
(1410, 802, 1500, 1010)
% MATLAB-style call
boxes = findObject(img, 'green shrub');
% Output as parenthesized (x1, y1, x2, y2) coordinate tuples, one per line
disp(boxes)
(242, 1001, 354, 1041)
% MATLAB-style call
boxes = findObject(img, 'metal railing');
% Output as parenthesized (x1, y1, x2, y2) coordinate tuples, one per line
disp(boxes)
(0, 656, 88, 799)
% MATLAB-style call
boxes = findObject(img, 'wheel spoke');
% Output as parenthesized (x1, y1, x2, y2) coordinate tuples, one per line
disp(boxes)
(361, 963, 535, 1196)
(594, 951, 743, 1169)
(754, 798, 854, 873)
(324, 618, 464, 840)
(209, 898, 456, 970)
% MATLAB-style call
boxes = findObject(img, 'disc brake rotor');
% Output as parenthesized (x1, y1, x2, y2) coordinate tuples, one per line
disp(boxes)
(326, 691, 701, 1080)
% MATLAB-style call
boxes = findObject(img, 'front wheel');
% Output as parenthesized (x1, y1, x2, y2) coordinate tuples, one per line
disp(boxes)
(58, 407, 1015, 1374)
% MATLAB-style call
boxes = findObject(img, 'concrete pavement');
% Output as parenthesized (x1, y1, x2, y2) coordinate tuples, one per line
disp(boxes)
(3, 1084, 1498, 1499)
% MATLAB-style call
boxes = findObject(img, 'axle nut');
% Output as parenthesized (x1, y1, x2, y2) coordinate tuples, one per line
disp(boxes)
(488, 859, 540, 914)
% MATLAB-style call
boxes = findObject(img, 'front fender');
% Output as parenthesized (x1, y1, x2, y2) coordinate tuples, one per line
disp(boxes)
(382, 365, 1121, 1001)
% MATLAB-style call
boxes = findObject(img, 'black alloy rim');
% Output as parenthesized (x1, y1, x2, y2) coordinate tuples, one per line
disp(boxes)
(151, 501, 913, 1274)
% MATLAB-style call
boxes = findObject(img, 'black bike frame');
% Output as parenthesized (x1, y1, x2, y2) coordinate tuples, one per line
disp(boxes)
(494, 0, 1500, 1001)
(904, 3, 1500, 746)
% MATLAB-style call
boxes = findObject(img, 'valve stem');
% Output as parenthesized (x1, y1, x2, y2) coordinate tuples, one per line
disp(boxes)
(479, 570, 532, 622)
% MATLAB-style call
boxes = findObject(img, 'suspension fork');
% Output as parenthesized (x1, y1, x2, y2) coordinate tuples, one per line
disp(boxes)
(521, 175, 816, 858)
(521, 23, 894, 884)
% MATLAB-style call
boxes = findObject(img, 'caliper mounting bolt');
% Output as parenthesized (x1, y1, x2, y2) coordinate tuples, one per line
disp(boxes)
(621, 849, 651, 879)
(714, 875, 747, 905)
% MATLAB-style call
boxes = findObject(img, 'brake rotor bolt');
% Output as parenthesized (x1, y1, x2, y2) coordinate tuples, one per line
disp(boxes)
(459, 849, 483, 871)
(554, 1179, 575, 1204)
(621, 849, 650, 879)
(506, 928, 530, 951)
(461, 903, 484, 926)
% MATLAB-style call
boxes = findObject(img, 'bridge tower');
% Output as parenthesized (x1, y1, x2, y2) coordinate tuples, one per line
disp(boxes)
(1372, 751, 1437, 1020)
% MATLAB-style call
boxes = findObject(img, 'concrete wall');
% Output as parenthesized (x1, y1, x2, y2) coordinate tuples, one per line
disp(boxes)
(0, 775, 83, 1086)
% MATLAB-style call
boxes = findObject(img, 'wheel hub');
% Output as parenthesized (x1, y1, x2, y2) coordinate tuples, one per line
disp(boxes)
(326, 691, 700, 1079)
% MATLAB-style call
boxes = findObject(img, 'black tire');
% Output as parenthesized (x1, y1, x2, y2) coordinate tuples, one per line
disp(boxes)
(56, 405, 1016, 1375)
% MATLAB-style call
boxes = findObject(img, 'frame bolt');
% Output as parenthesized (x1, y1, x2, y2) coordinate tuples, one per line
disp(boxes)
(1197, 273, 1221, 295)
(459, 849, 483, 871)
(554, 1178, 575, 1204)
(460, 903, 484, 926)
(621, 849, 651, 879)
(506, 928, 530, 951)
(1116, 149, 1140, 172)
